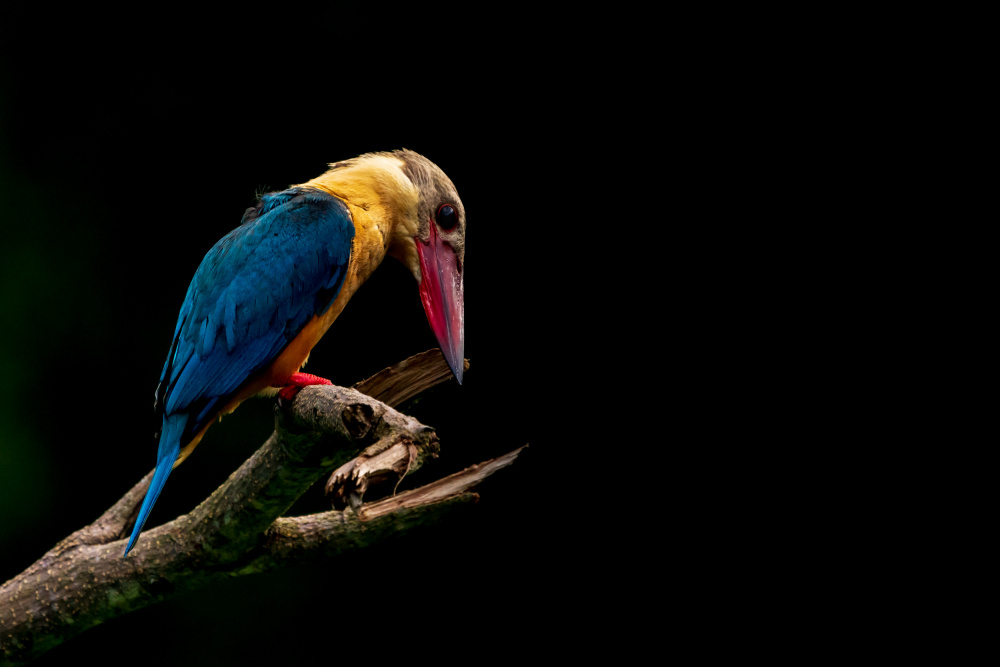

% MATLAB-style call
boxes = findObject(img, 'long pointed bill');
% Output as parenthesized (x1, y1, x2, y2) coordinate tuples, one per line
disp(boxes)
(416, 222, 465, 383)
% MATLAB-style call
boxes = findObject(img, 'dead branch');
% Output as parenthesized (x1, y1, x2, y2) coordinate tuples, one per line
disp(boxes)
(0, 351, 520, 665)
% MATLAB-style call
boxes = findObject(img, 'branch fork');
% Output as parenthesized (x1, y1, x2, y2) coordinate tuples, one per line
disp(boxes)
(0, 350, 523, 666)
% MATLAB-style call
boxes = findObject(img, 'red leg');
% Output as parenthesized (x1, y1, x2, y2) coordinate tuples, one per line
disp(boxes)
(275, 372, 333, 401)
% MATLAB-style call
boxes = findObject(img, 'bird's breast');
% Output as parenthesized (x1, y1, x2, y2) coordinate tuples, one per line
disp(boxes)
(248, 199, 390, 391)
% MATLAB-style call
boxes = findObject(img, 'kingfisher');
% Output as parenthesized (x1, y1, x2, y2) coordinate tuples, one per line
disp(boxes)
(123, 149, 466, 556)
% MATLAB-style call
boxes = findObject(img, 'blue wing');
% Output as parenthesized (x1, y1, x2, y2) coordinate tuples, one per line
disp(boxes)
(153, 186, 354, 447)
(125, 187, 353, 557)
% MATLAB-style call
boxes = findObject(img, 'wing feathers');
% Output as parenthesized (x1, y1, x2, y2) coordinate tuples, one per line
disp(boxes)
(157, 188, 354, 444)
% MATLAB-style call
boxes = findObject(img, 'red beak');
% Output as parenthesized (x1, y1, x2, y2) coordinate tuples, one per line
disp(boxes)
(416, 222, 465, 383)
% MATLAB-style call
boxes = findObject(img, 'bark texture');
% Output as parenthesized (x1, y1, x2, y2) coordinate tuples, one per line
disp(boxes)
(0, 351, 519, 665)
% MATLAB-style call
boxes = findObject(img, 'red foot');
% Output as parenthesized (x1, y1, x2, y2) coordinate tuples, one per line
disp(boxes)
(275, 373, 333, 401)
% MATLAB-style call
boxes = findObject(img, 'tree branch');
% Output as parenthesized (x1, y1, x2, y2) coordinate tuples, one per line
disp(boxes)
(0, 351, 521, 665)
(235, 446, 524, 574)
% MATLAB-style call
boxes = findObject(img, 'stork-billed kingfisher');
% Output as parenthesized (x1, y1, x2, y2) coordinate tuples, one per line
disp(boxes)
(123, 150, 465, 556)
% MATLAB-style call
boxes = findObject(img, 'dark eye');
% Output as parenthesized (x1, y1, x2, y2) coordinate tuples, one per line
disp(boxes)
(436, 204, 458, 230)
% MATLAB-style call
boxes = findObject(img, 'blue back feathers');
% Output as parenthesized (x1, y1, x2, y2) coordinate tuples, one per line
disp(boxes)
(126, 187, 354, 556)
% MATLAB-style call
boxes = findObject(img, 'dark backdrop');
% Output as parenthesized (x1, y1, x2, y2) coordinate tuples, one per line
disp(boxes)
(0, 53, 578, 663)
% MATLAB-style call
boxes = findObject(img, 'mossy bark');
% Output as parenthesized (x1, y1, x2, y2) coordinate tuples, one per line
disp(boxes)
(0, 351, 518, 665)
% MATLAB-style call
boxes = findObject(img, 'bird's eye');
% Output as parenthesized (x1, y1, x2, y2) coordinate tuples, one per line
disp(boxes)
(436, 204, 458, 230)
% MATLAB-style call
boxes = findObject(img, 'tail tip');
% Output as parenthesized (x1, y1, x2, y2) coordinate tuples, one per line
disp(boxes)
(122, 537, 137, 558)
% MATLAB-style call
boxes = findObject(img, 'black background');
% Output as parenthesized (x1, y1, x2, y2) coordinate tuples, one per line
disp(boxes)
(0, 51, 586, 663)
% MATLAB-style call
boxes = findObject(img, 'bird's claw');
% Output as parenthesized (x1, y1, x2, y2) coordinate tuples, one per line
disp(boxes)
(275, 372, 333, 405)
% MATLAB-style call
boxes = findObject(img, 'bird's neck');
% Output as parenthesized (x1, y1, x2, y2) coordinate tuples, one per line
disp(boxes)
(298, 154, 421, 285)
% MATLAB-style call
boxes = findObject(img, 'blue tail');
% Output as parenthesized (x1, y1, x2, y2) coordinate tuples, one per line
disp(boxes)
(123, 414, 187, 557)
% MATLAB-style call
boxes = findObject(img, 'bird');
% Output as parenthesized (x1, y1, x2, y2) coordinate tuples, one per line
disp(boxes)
(123, 149, 466, 556)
